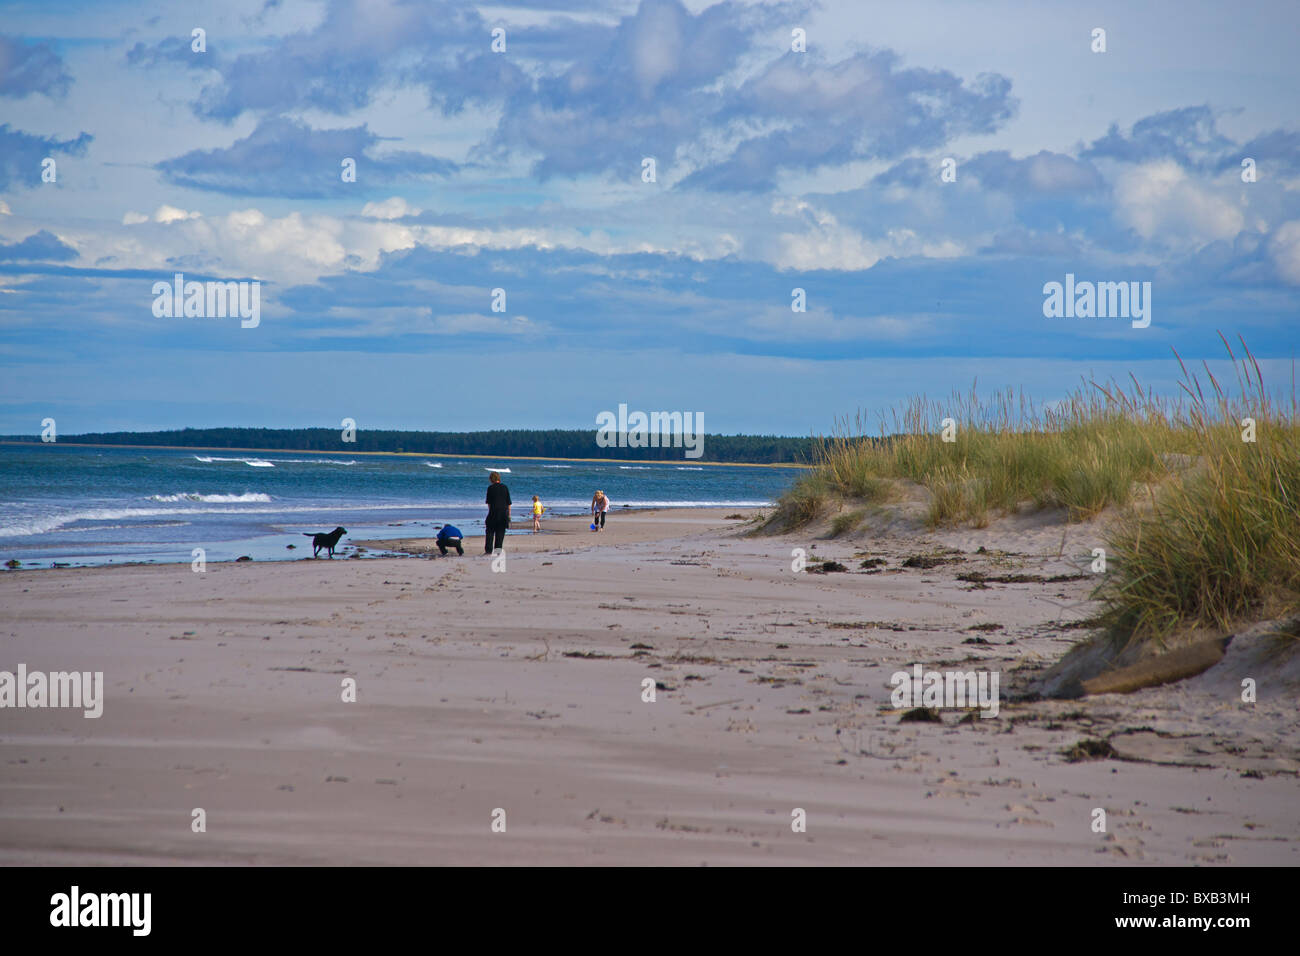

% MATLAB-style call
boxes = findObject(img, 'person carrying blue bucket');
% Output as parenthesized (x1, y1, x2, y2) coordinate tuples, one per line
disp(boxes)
(591, 490, 610, 532)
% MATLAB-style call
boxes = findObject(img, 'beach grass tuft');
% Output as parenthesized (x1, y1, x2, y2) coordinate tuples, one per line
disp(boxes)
(770, 336, 1300, 646)
(1094, 337, 1300, 647)
(772, 377, 1185, 531)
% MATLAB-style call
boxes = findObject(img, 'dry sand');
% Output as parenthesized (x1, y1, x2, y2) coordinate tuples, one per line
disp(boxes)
(1, 506, 1296, 865)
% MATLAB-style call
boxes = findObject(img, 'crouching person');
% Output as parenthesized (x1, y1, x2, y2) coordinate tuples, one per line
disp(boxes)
(436, 524, 464, 556)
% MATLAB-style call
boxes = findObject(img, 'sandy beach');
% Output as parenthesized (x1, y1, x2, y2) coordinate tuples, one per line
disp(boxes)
(1, 506, 1295, 865)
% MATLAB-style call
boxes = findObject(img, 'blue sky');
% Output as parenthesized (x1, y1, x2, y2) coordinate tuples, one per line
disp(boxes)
(1, 0, 1297, 436)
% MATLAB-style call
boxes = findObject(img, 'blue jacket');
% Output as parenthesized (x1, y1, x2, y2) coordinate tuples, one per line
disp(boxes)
(437, 525, 463, 541)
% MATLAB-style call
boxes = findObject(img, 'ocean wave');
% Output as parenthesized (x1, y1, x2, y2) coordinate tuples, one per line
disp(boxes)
(618, 465, 652, 470)
(541, 464, 572, 468)
(485, 467, 511, 473)
(193, 455, 274, 467)
(270, 458, 356, 465)
(147, 492, 273, 503)
(62, 521, 191, 533)
(424, 462, 443, 468)
(0, 509, 206, 537)
(675, 466, 705, 471)
(1, 500, 437, 538)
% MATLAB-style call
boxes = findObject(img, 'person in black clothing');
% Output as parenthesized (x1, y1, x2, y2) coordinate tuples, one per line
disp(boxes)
(484, 471, 511, 554)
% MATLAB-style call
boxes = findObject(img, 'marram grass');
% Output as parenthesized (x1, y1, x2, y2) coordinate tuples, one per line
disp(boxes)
(1095, 340, 1300, 646)
(770, 336, 1300, 645)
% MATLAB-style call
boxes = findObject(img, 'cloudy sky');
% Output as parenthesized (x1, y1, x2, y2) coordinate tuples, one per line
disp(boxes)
(1, 0, 1297, 435)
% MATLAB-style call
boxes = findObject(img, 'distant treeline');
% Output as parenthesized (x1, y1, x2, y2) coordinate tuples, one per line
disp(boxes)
(14, 427, 818, 464)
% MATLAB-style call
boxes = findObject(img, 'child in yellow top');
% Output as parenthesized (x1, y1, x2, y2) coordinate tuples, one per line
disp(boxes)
(532, 495, 544, 532)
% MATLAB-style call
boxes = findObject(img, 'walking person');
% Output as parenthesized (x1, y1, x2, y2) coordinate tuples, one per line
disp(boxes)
(484, 471, 511, 554)
(531, 495, 544, 533)
(591, 490, 610, 531)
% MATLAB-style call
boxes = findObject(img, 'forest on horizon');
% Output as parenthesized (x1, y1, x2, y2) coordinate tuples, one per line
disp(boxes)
(4, 426, 820, 464)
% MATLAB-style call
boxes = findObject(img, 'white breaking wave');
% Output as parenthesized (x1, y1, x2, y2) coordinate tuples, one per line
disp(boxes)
(424, 462, 443, 468)
(270, 458, 356, 465)
(541, 464, 572, 469)
(192, 454, 354, 466)
(1, 501, 443, 538)
(618, 465, 652, 470)
(193, 455, 274, 467)
(676, 467, 705, 471)
(0, 507, 257, 537)
(485, 467, 511, 473)
(147, 492, 273, 503)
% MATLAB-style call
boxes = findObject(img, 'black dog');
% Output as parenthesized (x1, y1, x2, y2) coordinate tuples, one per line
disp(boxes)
(303, 526, 347, 558)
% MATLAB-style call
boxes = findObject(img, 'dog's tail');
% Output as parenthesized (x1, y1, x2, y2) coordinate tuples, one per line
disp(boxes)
(302, 533, 316, 537)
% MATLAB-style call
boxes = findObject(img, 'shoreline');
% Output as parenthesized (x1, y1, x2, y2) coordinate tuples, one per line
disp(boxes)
(1, 507, 762, 572)
(351, 507, 759, 557)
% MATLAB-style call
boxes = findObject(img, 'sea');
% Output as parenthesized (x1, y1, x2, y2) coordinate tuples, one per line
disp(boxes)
(0, 444, 802, 568)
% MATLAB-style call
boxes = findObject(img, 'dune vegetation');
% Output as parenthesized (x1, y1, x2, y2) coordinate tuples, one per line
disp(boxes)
(768, 336, 1300, 647)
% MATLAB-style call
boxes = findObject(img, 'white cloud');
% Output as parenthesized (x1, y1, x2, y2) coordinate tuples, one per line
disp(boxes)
(1113, 161, 1244, 246)
(764, 199, 966, 271)
(153, 205, 202, 224)
(1267, 220, 1300, 284)
(361, 197, 422, 219)
(0, 200, 11, 216)
(69, 209, 363, 284)
(50, 206, 734, 287)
